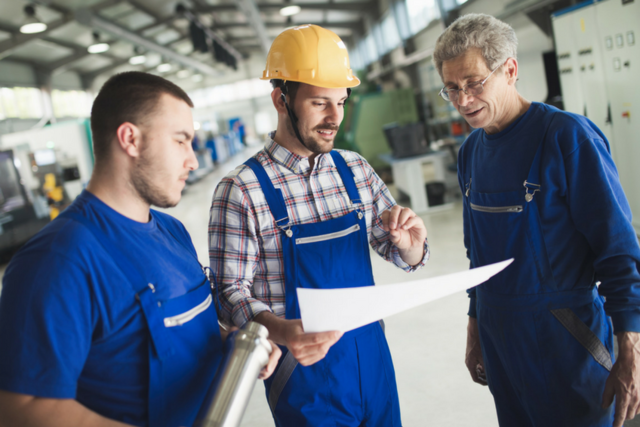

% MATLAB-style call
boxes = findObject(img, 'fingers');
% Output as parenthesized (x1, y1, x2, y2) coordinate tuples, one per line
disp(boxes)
(622, 388, 640, 424)
(465, 353, 487, 386)
(384, 205, 412, 230)
(258, 341, 282, 380)
(626, 402, 639, 423)
(602, 379, 615, 409)
(614, 395, 628, 427)
(288, 330, 343, 366)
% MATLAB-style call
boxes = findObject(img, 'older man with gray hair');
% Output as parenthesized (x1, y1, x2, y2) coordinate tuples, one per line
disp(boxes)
(434, 13, 640, 427)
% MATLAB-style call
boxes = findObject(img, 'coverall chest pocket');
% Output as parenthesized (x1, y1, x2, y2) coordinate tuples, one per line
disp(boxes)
(467, 190, 554, 294)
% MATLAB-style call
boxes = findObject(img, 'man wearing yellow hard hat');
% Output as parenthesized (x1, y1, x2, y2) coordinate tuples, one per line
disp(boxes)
(209, 25, 430, 426)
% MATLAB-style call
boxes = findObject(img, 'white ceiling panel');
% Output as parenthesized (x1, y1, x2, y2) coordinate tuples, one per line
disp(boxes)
(47, 22, 95, 47)
(9, 39, 73, 63)
(326, 10, 362, 21)
(106, 40, 136, 58)
(100, 3, 136, 19)
(0, 1, 61, 28)
(226, 27, 258, 38)
(133, 0, 181, 17)
(54, 0, 108, 9)
(174, 39, 194, 55)
(292, 10, 326, 23)
(153, 28, 182, 45)
(70, 55, 116, 73)
(116, 10, 157, 31)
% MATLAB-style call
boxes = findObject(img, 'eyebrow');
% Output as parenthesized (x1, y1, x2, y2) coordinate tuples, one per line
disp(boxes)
(174, 131, 193, 140)
(309, 96, 349, 101)
(444, 75, 483, 86)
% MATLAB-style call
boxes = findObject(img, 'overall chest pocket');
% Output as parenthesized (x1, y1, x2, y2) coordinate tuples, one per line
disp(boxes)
(293, 222, 371, 290)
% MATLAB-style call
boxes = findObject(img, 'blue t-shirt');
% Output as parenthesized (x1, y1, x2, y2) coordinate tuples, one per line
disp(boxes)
(458, 102, 640, 332)
(0, 190, 207, 425)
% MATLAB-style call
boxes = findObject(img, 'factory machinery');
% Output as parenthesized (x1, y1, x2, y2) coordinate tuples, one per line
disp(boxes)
(552, 0, 639, 233)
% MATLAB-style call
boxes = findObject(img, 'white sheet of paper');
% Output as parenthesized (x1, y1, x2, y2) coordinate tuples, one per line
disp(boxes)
(298, 259, 513, 333)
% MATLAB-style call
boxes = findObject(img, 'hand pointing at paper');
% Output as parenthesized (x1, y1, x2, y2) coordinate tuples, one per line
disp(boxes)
(381, 205, 428, 267)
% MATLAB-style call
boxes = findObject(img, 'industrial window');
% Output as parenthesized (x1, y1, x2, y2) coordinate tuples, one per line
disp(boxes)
(394, 1, 412, 41)
(405, 0, 441, 35)
(189, 78, 272, 109)
(380, 11, 402, 53)
(0, 87, 44, 119)
(51, 90, 92, 118)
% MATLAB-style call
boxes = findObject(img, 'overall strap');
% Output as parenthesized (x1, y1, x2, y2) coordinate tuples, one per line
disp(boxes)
(58, 210, 175, 360)
(329, 151, 362, 205)
(244, 157, 289, 227)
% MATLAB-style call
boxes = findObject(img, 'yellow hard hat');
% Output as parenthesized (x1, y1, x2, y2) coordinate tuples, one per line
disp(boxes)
(261, 24, 360, 89)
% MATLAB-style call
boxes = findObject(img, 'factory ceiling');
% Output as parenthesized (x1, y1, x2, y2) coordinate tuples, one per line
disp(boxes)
(0, 0, 375, 89)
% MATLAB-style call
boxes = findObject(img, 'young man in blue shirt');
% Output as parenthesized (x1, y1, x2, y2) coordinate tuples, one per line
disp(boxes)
(0, 72, 279, 427)
(434, 13, 640, 427)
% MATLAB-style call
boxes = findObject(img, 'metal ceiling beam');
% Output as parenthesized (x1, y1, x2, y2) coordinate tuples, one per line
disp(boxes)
(235, 0, 271, 54)
(79, 57, 131, 88)
(75, 8, 221, 77)
(128, 0, 187, 38)
(196, 1, 374, 13)
(497, 0, 561, 20)
(0, 15, 73, 60)
(212, 20, 363, 32)
(178, 8, 244, 61)
(135, 15, 178, 35)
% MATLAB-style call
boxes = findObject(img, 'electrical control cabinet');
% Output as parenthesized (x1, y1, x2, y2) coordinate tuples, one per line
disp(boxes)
(552, 0, 640, 233)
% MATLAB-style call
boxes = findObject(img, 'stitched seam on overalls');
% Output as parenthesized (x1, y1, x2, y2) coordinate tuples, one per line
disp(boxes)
(531, 311, 553, 426)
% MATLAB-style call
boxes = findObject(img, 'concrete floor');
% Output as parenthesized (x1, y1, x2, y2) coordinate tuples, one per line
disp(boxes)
(2, 145, 638, 426)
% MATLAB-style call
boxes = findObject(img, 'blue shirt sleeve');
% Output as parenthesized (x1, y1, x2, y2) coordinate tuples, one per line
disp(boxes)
(563, 137, 640, 333)
(0, 250, 94, 397)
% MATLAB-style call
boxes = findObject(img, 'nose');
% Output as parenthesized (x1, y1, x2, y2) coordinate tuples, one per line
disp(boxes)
(456, 90, 473, 107)
(185, 144, 199, 171)
(325, 102, 342, 124)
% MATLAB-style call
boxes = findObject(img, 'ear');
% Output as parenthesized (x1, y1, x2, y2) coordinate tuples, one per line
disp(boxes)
(271, 88, 288, 115)
(115, 122, 143, 158)
(504, 57, 519, 85)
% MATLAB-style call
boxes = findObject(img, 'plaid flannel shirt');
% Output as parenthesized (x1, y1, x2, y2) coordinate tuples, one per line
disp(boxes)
(208, 139, 430, 327)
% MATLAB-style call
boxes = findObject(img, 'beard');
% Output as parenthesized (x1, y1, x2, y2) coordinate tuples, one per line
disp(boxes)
(130, 137, 179, 209)
(286, 115, 339, 155)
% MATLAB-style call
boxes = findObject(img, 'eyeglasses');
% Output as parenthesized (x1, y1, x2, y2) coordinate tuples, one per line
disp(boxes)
(439, 64, 501, 103)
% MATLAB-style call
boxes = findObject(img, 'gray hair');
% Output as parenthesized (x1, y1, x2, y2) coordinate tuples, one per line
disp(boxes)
(433, 14, 518, 79)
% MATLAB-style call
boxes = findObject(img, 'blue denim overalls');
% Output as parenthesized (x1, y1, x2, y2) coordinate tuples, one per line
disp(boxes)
(463, 138, 614, 426)
(244, 151, 401, 427)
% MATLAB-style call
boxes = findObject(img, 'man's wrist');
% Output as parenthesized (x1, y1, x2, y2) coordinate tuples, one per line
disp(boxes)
(617, 331, 640, 354)
(254, 311, 288, 346)
(398, 245, 426, 267)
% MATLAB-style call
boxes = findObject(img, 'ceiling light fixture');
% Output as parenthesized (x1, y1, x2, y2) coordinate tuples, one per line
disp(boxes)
(279, 5, 301, 17)
(20, 4, 47, 34)
(157, 63, 172, 73)
(129, 55, 147, 65)
(177, 69, 191, 79)
(88, 31, 109, 54)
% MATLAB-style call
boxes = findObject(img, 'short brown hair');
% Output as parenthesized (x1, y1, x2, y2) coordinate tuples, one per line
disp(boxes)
(90, 71, 193, 164)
